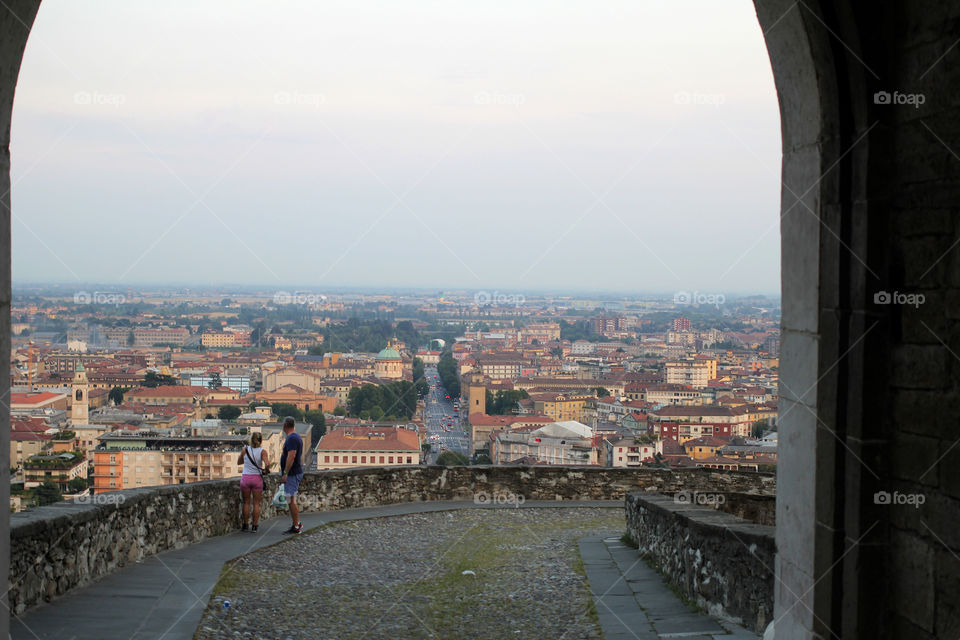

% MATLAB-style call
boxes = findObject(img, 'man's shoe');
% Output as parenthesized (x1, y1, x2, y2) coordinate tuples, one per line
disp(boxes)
(283, 522, 303, 534)
(241, 523, 249, 532)
(251, 524, 259, 533)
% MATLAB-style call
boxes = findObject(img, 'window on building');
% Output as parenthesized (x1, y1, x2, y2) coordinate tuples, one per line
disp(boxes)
(333, 455, 339, 463)
(361, 456, 366, 463)
(388, 456, 394, 463)
(352, 456, 357, 463)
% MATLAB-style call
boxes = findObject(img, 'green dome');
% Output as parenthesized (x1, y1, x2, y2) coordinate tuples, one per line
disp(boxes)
(376, 347, 402, 361)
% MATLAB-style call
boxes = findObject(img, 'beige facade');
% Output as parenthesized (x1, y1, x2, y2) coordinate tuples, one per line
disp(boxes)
(646, 386, 703, 406)
(263, 367, 321, 393)
(201, 332, 236, 347)
(315, 426, 421, 469)
(92, 430, 286, 493)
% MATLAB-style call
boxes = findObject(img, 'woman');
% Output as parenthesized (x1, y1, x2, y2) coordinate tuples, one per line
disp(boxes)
(238, 431, 269, 532)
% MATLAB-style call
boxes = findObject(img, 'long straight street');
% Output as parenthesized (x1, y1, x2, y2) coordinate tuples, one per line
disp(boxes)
(422, 365, 470, 463)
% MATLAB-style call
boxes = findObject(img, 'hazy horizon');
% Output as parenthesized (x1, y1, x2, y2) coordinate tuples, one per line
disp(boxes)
(11, 0, 781, 292)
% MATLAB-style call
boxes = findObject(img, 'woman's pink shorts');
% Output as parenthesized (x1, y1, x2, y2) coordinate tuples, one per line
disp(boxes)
(241, 474, 263, 492)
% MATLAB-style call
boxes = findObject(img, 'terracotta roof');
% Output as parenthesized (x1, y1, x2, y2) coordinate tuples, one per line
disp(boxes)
(683, 435, 733, 448)
(316, 427, 420, 452)
(11, 431, 51, 442)
(10, 392, 65, 405)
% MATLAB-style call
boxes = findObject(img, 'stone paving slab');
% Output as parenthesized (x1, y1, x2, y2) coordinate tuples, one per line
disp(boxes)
(11, 500, 620, 640)
(580, 537, 761, 640)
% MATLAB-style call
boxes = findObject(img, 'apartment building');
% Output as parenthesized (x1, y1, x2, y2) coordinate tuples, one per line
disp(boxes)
(664, 358, 717, 389)
(530, 392, 592, 423)
(645, 384, 703, 406)
(133, 328, 190, 347)
(23, 451, 88, 491)
(91, 425, 295, 493)
(491, 421, 596, 465)
(605, 436, 663, 467)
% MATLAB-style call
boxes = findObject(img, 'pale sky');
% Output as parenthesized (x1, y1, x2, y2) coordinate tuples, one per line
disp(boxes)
(11, 0, 781, 295)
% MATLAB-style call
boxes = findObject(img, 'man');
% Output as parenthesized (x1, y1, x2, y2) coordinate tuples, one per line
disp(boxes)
(279, 416, 304, 534)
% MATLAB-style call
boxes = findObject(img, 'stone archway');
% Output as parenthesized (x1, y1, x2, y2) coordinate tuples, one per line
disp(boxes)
(2, 2, 959, 638)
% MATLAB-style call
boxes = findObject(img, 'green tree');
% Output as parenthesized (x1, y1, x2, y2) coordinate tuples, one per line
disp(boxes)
(595, 387, 611, 398)
(108, 386, 127, 405)
(473, 453, 492, 465)
(304, 410, 327, 444)
(218, 405, 242, 421)
(333, 406, 347, 416)
(272, 403, 303, 421)
(415, 378, 429, 397)
(208, 373, 223, 389)
(436, 451, 470, 466)
(751, 419, 770, 439)
(67, 477, 88, 493)
(143, 371, 178, 388)
(485, 389, 530, 415)
(437, 352, 461, 397)
(396, 320, 421, 350)
(35, 481, 62, 505)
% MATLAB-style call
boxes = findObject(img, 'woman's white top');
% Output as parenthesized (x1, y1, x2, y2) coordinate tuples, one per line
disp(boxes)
(242, 446, 264, 475)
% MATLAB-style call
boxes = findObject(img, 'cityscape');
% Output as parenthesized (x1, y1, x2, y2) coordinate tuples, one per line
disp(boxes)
(9, 285, 781, 504)
(6, 0, 958, 638)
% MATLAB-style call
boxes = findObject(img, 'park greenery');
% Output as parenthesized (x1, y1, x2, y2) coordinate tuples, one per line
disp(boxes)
(436, 450, 470, 466)
(347, 381, 419, 421)
(437, 352, 460, 397)
(484, 389, 530, 415)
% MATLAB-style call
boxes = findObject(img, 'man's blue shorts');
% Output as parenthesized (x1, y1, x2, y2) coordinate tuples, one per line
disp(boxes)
(284, 472, 303, 498)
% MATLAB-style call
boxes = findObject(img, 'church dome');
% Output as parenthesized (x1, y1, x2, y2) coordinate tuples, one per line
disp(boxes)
(376, 347, 402, 361)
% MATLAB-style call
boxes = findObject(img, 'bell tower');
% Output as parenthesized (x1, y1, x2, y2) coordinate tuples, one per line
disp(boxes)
(71, 360, 89, 426)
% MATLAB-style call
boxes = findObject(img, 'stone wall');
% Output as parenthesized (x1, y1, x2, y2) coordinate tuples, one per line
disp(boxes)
(625, 492, 776, 634)
(712, 492, 777, 526)
(8, 466, 774, 614)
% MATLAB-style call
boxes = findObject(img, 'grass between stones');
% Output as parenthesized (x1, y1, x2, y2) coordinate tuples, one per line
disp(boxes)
(197, 508, 624, 640)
